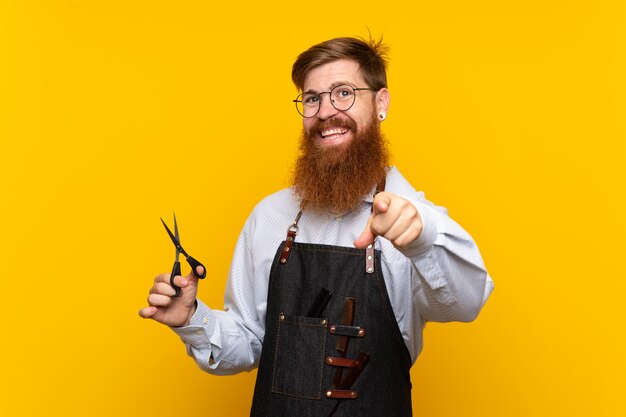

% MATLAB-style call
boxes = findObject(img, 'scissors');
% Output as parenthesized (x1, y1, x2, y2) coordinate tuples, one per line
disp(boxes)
(160, 214, 207, 297)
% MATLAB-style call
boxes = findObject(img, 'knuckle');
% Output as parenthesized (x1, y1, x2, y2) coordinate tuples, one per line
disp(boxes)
(394, 239, 408, 249)
(400, 200, 413, 213)
(394, 232, 412, 249)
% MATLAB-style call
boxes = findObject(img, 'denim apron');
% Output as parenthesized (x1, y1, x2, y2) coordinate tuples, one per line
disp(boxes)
(250, 209, 414, 417)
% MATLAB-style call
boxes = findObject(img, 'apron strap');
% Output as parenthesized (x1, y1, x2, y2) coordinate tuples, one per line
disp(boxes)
(281, 173, 387, 267)
(366, 175, 387, 274)
(279, 210, 301, 264)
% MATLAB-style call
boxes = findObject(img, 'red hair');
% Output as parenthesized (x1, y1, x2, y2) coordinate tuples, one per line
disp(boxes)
(291, 36, 389, 91)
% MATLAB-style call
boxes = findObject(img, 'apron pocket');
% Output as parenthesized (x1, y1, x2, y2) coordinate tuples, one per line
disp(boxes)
(271, 313, 328, 399)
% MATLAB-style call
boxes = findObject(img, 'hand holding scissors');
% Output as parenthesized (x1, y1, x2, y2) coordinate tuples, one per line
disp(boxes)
(161, 214, 206, 297)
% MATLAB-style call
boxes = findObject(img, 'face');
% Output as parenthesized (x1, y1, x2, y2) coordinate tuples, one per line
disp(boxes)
(302, 59, 389, 150)
(292, 59, 391, 213)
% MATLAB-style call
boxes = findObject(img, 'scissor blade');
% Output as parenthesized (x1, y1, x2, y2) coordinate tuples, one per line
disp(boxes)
(160, 218, 183, 261)
(173, 213, 180, 261)
(174, 212, 179, 242)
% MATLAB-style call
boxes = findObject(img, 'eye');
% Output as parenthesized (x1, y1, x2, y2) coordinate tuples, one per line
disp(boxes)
(302, 94, 320, 106)
(333, 86, 354, 101)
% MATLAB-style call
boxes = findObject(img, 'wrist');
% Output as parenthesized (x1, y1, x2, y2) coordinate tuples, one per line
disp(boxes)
(183, 300, 198, 326)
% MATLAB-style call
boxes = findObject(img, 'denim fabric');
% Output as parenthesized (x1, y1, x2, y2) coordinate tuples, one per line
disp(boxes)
(250, 242, 413, 417)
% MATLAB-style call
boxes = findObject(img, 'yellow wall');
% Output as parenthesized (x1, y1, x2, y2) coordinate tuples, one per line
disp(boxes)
(1, 1, 624, 416)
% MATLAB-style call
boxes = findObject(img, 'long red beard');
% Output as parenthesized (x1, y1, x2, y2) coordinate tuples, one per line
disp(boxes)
(292, 115, 389, 214)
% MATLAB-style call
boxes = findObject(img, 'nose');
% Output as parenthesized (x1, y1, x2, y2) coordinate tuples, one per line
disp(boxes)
(316, 93, 339, 120)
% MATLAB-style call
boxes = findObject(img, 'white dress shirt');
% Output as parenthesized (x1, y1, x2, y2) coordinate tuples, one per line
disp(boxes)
(172, 167, 494, 375)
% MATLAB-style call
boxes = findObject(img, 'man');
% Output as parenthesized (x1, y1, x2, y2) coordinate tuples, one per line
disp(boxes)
(139, 37, 493, 416)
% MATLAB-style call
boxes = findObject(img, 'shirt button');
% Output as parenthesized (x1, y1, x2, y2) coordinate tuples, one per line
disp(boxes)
(195, 329, 203, 335)
(202, 317, 209, 324)
(335, 216, 342, 221)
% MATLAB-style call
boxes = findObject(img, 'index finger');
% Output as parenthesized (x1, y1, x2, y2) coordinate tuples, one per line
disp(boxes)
(372, 192, 392, 215)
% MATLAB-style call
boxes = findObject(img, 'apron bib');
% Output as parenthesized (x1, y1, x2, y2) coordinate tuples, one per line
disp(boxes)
(250, 210, 413, 417)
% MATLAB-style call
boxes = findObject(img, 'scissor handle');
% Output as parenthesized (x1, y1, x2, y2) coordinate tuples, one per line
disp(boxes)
(170, 261, 182, 297)
(186, 256, 206, 279)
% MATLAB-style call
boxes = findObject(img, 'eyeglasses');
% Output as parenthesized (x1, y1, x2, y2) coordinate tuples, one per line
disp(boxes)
(293, 84, 375, 118)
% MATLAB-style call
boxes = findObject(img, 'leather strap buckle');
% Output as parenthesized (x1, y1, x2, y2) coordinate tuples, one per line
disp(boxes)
(329, 325, 366, 338)
(325, 389, 358, 399)
(326, 356, 360, 368)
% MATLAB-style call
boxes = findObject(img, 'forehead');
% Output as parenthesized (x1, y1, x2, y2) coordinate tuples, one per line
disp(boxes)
(303, 59, 365, 92)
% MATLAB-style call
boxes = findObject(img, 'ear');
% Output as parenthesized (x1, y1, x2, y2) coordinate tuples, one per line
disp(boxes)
(375, 88, 390, 116)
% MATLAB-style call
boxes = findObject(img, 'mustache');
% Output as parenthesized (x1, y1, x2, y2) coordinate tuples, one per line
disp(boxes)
(307, 117, 357, 137)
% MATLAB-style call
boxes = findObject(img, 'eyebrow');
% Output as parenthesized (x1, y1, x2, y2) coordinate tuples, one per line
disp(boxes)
(303, 81, 355, 95)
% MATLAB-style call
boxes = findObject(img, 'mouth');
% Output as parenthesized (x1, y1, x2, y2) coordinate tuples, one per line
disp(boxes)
(307, 116, 357, 147)
(320, 127, 349, 141)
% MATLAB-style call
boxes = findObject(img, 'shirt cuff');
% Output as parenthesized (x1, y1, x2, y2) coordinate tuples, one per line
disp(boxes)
(170, 300, 216, 348)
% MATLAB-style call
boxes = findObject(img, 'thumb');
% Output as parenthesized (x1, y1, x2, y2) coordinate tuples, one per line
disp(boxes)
(183, 268, 202, 285)
(354, 216, 376, 249)
(193, 264, 205, 278)
(172, 269, 200, 290)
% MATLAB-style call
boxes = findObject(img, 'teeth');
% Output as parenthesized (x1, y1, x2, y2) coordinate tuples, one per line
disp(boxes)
(321, 128, 347, 138)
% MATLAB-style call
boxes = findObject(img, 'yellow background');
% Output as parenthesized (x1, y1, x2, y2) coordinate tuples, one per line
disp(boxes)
(1, 1, 624, 416)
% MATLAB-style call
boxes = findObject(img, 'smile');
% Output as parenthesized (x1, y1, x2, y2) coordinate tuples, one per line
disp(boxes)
(320, 127, 349, 140)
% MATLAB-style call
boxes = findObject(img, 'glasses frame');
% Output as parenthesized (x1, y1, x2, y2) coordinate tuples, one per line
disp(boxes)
(293, 85, 375, 118)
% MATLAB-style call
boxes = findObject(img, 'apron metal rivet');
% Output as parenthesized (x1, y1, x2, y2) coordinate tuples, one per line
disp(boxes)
(367, 255, 372, 260)
(285, 247, 290, 252)
(327, 357, 333, 364)
(367, 244, 373, 249)
(326, 391, 332, 398)
(358, 329, 365, 336)
(351, 391, 357, 399)
(330, 325, 336, 332)
(367, 267, 373, 272)
(321, 319, 327, 325)
(279, 314, 285, 320)
(280, 258, 286, 263)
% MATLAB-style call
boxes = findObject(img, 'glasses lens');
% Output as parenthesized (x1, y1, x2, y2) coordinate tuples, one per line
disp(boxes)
(330, 85, 356, 111)
(295, 93, 320, 118)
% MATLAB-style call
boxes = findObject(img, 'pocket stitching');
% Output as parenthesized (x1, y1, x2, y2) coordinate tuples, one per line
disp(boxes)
(270, 314, 327, 400)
